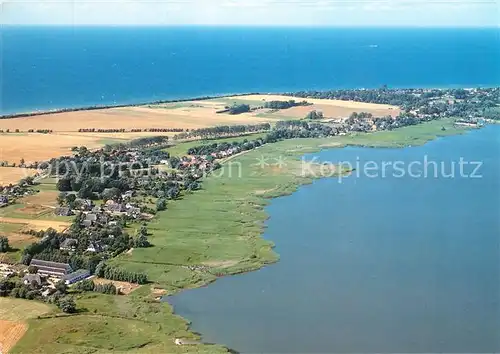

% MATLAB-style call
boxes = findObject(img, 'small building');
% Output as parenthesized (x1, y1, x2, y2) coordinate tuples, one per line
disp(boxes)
(55, 207, 74, 217)
(75, 198, 94, 211)
(0, 195, 8, 207)
(85, 213, 97, 225)
(86, 242, 103, 253)
(122, 190, 135, 199)
(63, 269, 91, 285)
(29, 259, 73, 278)
(23, 273, 44, 287)
(106, 201, 126, 213)
(60, 238, 78, 252)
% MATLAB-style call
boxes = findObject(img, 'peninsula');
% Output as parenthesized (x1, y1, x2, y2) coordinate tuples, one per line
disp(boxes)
(0, 87, 498, 353)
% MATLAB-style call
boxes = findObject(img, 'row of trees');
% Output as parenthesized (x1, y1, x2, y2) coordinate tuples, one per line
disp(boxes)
(187, 138, 265, 156)
(78, 128, 184, 133)
(0, 129, 52, 133)
(174, 123, 271, 140)
(94, 262, 148, 284)
(74, 279, 118, 294)
(228, 104, 251, 115)
(264, 100, 311, 110)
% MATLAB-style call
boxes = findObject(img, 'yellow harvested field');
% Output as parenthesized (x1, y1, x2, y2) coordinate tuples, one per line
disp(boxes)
(0, 103, 276, 164)
(231, 94, 401, 118)
(234, 94, 399, 110)
(0, 217, 70, 232)
(93, 277, 141, 295)
(0, 320, 27, 353)
(2, 232, 37, 248)
(0, 95, 401, 166)
(0, 105, 272, 133)
(0, 168, 37, 186)
(0, 133, 104, 163)
(22, 191, 59, 208)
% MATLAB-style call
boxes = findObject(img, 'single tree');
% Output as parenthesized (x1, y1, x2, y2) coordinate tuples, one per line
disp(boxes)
(28, 265, 39, 274)
(0, 236, 9, 252)
(59, 296, 77, 313)
(55, 280, 68, 294)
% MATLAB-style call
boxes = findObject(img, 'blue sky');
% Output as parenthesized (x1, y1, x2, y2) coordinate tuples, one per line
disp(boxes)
(1, 0, 499, 26)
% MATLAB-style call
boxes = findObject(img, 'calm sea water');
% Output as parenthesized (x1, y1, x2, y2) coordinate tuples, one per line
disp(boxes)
(169, 126, 500, 353)
(1, 27, 499, 115)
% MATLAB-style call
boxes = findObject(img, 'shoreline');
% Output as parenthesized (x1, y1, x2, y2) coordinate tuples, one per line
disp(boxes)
(0, 92, 262, 119)
(163, 119, 472, 351)
(2, 84, 497, 119)
(0, 112, 475, 352)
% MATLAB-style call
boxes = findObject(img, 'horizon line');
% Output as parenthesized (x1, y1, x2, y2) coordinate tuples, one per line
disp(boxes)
(2, 24, 499, 29)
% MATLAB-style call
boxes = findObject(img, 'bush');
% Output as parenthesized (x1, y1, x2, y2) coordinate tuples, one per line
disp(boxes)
(59, 296, 77, 313)
(0, 237, 10, 252)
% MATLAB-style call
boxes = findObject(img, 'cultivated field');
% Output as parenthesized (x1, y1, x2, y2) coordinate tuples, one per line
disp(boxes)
(0, 298, 52, 354)
(0, 95, 400, 175)
(0, 133, 106, 163)
(229, 94, 401, 118)
(0, 320, 27, 354)
(0, 168, 37, 186)
(0, 217, 70, 232)
(0, 104, 272, 133)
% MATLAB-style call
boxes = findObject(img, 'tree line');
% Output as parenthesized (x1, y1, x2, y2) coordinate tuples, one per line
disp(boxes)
(264, 100, 311, 110)
(94, 262, 148, 284)
(174, 123, 271, 140)
(78, 128, 184, 133)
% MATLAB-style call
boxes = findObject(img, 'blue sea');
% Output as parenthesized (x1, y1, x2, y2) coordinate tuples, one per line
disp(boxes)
(1, 27, 499, 115)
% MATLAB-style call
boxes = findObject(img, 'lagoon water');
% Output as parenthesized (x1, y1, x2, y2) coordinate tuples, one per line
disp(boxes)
(2, 27, 500, 115)
(169, 126, 500, 353)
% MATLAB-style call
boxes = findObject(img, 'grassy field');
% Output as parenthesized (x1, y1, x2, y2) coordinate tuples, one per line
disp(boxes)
(11, 288, 229, 354)
(0, 182, 73, 264)
(6, 118, 469, 353)
(0, 298, 53, 353)
(112, 118, 468, 290)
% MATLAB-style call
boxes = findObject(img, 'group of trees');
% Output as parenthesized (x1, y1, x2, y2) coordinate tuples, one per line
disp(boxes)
(484, 107, 500, 120)
(288, 87, 500, 119)
(187, 138, 265, 156)
(0, 236, 10, 252)
(0, 273, 77, 313)
(174, 123, 270, 140)
(1, 129, 53, 134)
(305, 110, 324, 120)
(94, 262, 148, 284)
(78, 128, 184, 133)
(74, 279, 118, 295)
(264, 100, 311, 110)
(228, 104, 251, 115)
